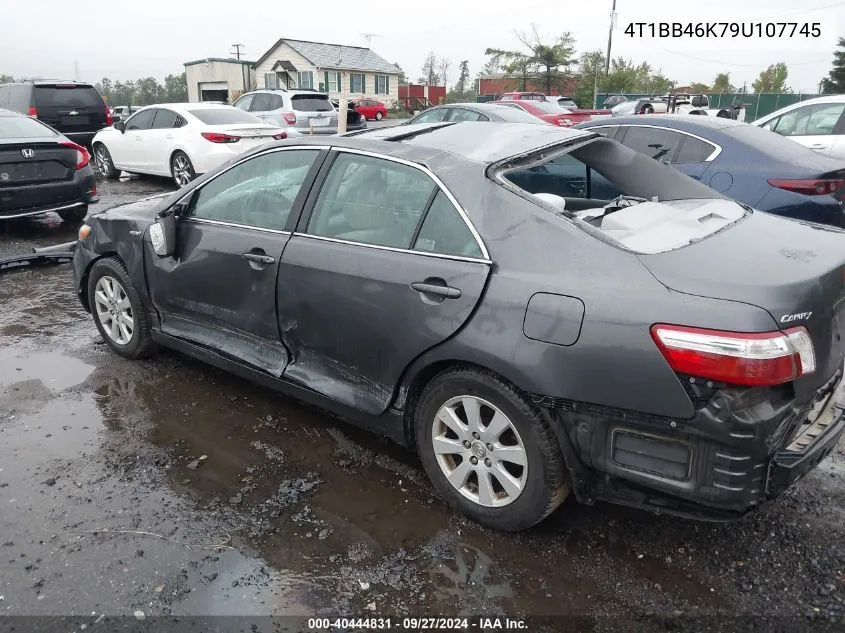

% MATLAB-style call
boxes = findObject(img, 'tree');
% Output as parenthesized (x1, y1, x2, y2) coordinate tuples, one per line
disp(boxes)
(438, 57, 451, 88)
(453, 60, 471, 97)
(479, 57, 500, 77)
(821, 37, 845, 93)
(393, 62, 407, 85)
(418, 51, 440, 86)
(574, 50, 605, 108)
(0, 74, 15, 84)
(712, 72, 735, 93)
(484, 48, 534, 91)
(689, 81, 710, 93)
(517, 25, 575, 95)
(163, 73, 187, 101)
(752, 63, 789, 93)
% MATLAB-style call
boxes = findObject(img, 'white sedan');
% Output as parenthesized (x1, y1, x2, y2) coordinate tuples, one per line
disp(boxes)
(91, 103, 294, 187)
(752, 95, 845, 160)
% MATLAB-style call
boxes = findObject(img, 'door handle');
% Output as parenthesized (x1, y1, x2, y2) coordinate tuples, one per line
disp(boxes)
(411, 280, 462, 299)
(809, 144, 826, 150)
(242, 252, 275, 265)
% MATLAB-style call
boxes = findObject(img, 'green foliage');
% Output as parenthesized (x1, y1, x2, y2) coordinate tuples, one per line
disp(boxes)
(712, 72, 735, 93)
(574, 50, 605, 108)
(393, 62, 407, 85)
(602, 57, 674, 94)
(752, 63, 790, 93)
(96, 72, 187, 106)
(447, 60, 475, 102)
(0, 74, 15, 84)
(821, 37, 845, 94)
(485, 24, 575, 94)
(418, 51, 441, 86)
(689, 82, 710, 93)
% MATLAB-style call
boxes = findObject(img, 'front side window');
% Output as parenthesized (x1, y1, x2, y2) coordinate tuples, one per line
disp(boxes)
(125, 109, 155, 130)
(448, 108, 486, 122)
(233, 94, 254, 111)
(414, 191, 482, 258)
(307, 153, 435, 248)
(771, 103, 845, 137)
(375, 75, 389, 95)
(297, 71, 314, 90)
(350, 73, 365, 93)
(410, 108, 449, 124)
(188, 149, 320, 230)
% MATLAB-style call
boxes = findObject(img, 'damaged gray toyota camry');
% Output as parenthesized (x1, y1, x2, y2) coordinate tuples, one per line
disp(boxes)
(73, 121, 845, 531)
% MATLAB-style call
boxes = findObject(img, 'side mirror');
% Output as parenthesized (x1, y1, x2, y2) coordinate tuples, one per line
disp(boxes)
(114, 120, 125, 133)
(148, 212, 176, 257)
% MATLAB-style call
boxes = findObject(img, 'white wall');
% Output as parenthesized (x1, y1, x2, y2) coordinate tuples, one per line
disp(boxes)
(184, 61, 255, 103)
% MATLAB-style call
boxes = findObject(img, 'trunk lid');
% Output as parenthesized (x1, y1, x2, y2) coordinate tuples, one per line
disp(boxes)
(33, 84, 107, 135)
(0, 141, 77, 186)
(638, 211, 845, 396)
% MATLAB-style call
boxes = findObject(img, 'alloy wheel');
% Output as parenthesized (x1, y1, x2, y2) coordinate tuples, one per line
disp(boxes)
(431, 396, 528, 507)
(95, 146, 111, 176)
(172, 155, 193, 187)
(93, 275, 134, 345)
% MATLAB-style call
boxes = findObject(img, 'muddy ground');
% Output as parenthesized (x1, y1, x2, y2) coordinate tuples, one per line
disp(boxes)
(2, 176, 845, 631)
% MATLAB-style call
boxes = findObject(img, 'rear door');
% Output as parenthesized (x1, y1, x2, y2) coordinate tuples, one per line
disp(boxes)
(146, 147, 326, 375)
(145, 108, 183, 176)
(33, 83, 106, 139)
(277, 150, 492, 415)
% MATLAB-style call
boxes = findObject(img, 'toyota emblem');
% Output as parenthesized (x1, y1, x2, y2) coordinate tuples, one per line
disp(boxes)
(21, 149, 35, 158)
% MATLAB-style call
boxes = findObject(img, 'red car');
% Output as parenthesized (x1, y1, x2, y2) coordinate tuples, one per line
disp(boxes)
(354, 99, 388, 121)
(490, 100, 593, 127)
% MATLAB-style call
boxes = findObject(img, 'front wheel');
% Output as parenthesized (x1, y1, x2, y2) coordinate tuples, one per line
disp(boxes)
(93, 143, 119, 179)
(170, 151, 195, 188)
(87, 257, 158, 360)
(415, 368, 569, 531)
(375, 111, 384, 121)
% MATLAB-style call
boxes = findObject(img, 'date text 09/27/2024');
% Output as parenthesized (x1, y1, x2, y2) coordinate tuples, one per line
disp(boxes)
(307, 617, 528, 630)
(624, 22, 821, 38)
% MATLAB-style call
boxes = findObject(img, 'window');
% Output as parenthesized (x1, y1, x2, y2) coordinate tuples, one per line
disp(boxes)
(0, 114, 55, 137)
(585, 125, 621, 139)
(263, 73, 280, 90)
(189, 109, 261, 125)
(297, 71, 314, 90)
(350, 73, 365, 93)
(448, 108, 486, 122)
(33, 84, 104, 108)
(414, 191, 482, 258)
(291, 94, 333, 112)
(774, 103, 845, 136)
(410, 108, 449, 124)
(125, 109, 155, 130)
(233, 94, 254, 111)
(375, 75, 389, 95)
(325, 71, 341, 92)
(151, 109, 179, 129)
(618, 126, 684, 163)
(307, 153, 435, 248)
(250, 93, 282, 112)
(189, 150, 320, 230)
(673, 135, 716, 163)
(488, 105, 544, 124)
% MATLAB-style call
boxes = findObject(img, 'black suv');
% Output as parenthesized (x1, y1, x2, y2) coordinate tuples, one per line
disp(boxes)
(0, 81, 111, 150)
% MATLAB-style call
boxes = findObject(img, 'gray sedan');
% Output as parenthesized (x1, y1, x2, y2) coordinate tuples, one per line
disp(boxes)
(72, 122, 845, 530)
(405, 102, 547, 125)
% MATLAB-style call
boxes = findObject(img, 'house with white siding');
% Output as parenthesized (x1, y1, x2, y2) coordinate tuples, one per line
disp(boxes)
(253, 38, 400, 106)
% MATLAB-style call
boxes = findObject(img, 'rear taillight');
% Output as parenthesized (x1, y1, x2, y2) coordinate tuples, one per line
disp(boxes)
(272, 131, 287, 140)
(27, 106, 38, 118)
(59, 141, 90, 170)
(768, 178, 844, 196)
(201, 132, 240, 144)
(105, 107, 113, 127)
(651, 324, 816, 387)
(283, 112, 296, 125)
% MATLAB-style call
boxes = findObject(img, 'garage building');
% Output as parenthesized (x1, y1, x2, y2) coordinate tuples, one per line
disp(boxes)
(183, 58, 257, 104)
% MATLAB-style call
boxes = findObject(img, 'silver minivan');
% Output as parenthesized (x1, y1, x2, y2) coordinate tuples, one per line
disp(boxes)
(233, 89, 341, 135)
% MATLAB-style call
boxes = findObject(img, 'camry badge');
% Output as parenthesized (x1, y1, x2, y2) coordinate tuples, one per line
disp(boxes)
(21, 149, 34, 158)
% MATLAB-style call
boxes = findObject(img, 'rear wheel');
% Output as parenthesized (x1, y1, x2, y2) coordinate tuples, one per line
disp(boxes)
(87, 257, 158, 360)
(375, 111, 384, 121)
(170, 152, 195, 187)
(415, 368, 569, 531)
(58, 205, 88, 222)
(93, 143, 119, 179)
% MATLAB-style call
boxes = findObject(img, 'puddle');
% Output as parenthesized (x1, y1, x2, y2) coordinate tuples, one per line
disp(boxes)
(0, 349, 94, 392)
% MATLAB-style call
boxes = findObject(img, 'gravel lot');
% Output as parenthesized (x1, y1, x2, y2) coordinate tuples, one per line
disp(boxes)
(1, 171, 845, 630)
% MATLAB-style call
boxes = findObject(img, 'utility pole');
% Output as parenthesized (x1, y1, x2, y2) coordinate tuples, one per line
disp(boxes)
(604, 0, 617, 76)
(230, 44, 245, 60)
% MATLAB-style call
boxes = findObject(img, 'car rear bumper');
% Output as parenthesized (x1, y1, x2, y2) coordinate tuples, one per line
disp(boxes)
(0, 165, 97, 219)
(539, 366, 845, 520)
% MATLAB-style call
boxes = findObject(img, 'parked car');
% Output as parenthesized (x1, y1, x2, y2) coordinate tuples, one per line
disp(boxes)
(499, 91, 548, 101)
(91, 103, 287, 187)
(0, 108, 96, 221)
(575, 115, 845, 226)
(233, 89, 342, 135)
(353, 99, 388, 121)
(752, 95, 845, 160)
(110, 105, 139, 121)
(405, 102, 549, 125)
(490, 99, 591, 126)
(603, 94, 628, 108)
(329, 100, 368, 131)
(73, 120, 845, 531)
(0, 80, 111, 150)
(557, 96, 578, 110)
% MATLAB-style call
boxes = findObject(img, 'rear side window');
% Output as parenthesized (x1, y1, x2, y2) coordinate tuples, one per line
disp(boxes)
(0, 115, 56, 138)
(674, 135, 716, 163)
(251, 93, 283, 111)
(410, 108, 449, 124)
(486, 106, 540, 124)
(291, 95, 333, 112)
(585, 125, 621, 139)
(152, 109, 179, 129)
(449, 108, 486, 122)
(189, 108, 261, 125)
(125, 109, 155, 130)
(34, 85, 104, 108)
(618, 126, 683, 163)
(414, 191, 483, 258)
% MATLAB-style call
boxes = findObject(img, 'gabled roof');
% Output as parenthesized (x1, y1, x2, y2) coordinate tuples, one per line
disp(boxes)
(255, 38, 400, 75)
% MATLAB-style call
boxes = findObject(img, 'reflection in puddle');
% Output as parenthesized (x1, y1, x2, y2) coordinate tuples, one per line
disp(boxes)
(0, 349, 94, 391)
(428, 541, 513, 615)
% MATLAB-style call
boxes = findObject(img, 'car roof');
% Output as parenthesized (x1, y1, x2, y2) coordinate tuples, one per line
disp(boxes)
(244, 89, 330, 97)
(327, 121, 590, 164)
(578, 114, 742, 131)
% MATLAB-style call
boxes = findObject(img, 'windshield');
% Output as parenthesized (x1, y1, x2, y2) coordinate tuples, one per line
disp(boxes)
(34, 85, 103, 108)
(189, 109, 262, 125)
(291, 95, 333, 112)
(0, 115, 56, 138)
(489, 106, 546, 124)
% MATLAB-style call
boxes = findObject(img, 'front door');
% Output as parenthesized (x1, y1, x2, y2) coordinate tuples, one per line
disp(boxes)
(770, 102, 845, 158)
(277, 151, 491, 415)
(145, 147, 325, 375)
(114, 108, 156, 171)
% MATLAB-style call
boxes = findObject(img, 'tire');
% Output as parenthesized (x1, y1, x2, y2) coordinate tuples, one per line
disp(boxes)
(375, 111, 384, 121)
(58, 205, 88, 222)
(641, 104, 654, 114)
(170, 151, 195, 188)
(415, 367, 569, 531)
(87, 257, 158, 360)
(93, 143, 119, 179)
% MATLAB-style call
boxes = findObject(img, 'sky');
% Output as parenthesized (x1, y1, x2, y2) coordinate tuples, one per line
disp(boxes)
(1, 0, 843, 93)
